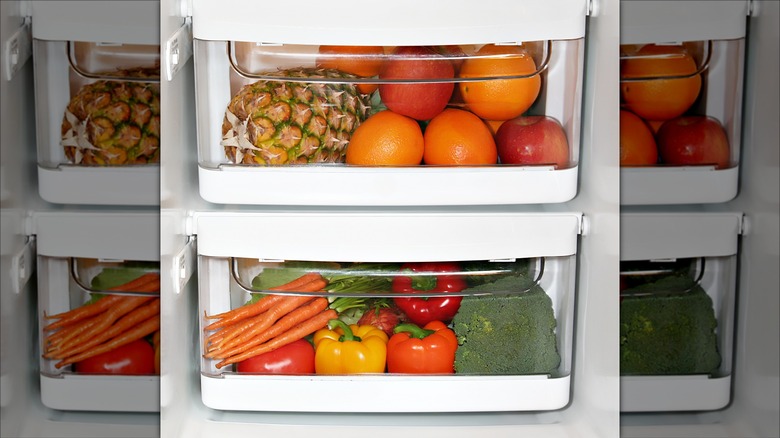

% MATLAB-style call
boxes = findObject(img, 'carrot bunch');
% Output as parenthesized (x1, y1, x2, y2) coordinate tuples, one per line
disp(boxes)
(43, 272, 161, 370)
(203, 272, 337, 369)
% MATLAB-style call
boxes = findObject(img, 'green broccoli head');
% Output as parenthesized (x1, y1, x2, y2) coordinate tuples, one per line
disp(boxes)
(452, 282, 561, 375)
(620, 283, 721, 375)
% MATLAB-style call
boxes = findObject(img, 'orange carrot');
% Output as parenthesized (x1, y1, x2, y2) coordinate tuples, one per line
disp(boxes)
(203, 294, 286, 332)
(55, 315, 160, 368)
(43, 272, 160, 330)
(210, 295, 314, 351)
(204, 273, 325, 320)
(43, 296, 124, 331)
(203, 276, 327, 331)
(46, 299, 160, 360)
(49, 296, 154, 354)
(207, 297, 328, 359)
(44, 315, 103, 353)
(215, 309, 337, 368)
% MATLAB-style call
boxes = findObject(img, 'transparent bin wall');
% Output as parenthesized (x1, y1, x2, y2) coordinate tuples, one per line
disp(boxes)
(33, 40, 160, 168)
(619, 39, 744, 169)
(37, 256, 160, 377)
(198, 256, 575, 379)
(195, 40, 583, 169)
(619, 255, 736, 376)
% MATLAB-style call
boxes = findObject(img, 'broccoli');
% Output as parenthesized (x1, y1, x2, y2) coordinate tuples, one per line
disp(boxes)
(620, 279, 721, 375)
(452, 275, 561, 375)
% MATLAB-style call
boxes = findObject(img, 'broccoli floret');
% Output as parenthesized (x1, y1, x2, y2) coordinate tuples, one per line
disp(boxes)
(452, 276, 561, 375)
(620, 282, 721, 375)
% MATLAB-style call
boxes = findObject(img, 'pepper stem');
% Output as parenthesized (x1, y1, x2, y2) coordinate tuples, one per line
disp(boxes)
(328, 319, 361, 342)
(393, 323, 436, 339)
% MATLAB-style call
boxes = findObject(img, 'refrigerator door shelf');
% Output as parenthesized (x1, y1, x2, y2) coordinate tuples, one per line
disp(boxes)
(191, 0, 587, 46)
(620, 212, 742, 261)
(621, 166, 739, 205)
(199, 165, 579, 206)
(201, 374, 571, 413)
(38, 165, 160, 206)
(30, 1, 159, 46)
(620, 0, 748, 45)
(621, 375, 731, 412)
(194, 37, 584, 206)
(33, 211, 160, 261)
(40, 374, 159, 412)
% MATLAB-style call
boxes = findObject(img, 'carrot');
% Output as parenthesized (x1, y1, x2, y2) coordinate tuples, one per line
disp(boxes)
(204, 273, 325, 320)
(215, 308, 337, 368)
(203, 294, 286, 332)
(44, 315, 104, 353)
(47, 298, 160, 360)
(203, 276, 327, 331)
(210, 295, 314, 352)
(43, 272, 160, 331)
(207, 297, 328, 359)
(55, 315, 160, 368)
(49, 296, 154, 354)
(43, 295, 124, 331)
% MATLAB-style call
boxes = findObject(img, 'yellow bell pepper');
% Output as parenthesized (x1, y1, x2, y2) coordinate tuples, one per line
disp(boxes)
(313, 319, 388, 374)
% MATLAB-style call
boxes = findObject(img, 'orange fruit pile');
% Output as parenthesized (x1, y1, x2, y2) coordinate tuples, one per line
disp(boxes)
(458, 44, 542, 121)
(620, 110, 658, 166)
(621, 44, 702, 121)
(345, 110, 424, 166)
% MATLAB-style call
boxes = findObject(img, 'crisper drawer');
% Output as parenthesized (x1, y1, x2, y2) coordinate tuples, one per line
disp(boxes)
(192, 0, 586, 206)
(32, 1, 160, 205)
(619, 0, 747, 205)
(194, 211, 582, 412)
(619, 212, 742, 412)
(34, 211, 160, 412)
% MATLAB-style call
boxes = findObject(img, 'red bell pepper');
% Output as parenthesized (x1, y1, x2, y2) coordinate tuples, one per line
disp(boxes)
(392, 262, 466, 326)
(386, 321, 458, 374)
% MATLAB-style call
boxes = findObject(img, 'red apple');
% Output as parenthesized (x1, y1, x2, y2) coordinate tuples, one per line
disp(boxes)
(379, 46, 455, 121)
(657, 116, 731, 169)
(494, 115, 570, 168)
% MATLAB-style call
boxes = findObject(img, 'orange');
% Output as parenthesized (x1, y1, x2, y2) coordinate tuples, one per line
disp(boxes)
(458, 44, 542, 121)
(620, 110, 658, 166)
(621, 44, 702, 121)
(346, 110, 424, 166)
(423, 108, 497, 165)
(483, 119, 505, 136)
(317, 45, 385, 94)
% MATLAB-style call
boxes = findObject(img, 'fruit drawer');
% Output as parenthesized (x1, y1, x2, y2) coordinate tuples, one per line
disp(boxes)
(619, 0, 748, 205)
(619, 212, 742, 412)
(191, 0, 587, 205)
(31, 1, 160, 205)
(33, 211, 160, 412)
(193, 210, 581, 412)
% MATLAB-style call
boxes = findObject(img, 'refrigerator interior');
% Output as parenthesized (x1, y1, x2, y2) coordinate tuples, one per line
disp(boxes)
(619, 0, 780, 437)
(1, 1, 161, 437)
(161, 0, 620, 436)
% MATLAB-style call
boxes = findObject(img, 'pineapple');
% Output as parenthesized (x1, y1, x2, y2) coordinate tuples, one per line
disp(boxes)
(221, 67, 371, 165)
(62, 74, 160, 166)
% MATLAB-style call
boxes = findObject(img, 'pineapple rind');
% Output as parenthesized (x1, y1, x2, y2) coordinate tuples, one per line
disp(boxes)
(221, 67, 371, 165)
(61, 79, 160, 166)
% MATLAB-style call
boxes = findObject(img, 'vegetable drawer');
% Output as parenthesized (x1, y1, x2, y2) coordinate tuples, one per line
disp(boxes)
(620, 212, 742, 412)
(194, 210, 582, 412)
(33, 211, 160, 412)
(191, 0, 587, 205)
(31, 1, 160, 205)
(619, 0, 747, 205)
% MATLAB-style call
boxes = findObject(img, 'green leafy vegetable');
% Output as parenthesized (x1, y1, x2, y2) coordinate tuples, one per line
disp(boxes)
(452, 275, 560, 375)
